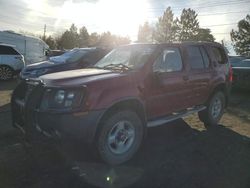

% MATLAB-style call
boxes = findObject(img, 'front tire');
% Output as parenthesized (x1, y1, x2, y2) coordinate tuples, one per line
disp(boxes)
(0, 65, 14, 80)
(198, 91, 225, 126)
(96, 111, 144, 165)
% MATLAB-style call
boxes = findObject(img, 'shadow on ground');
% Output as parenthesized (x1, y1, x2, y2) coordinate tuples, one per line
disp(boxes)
(1, 81, 250, 188)
(2, 119, 250, 188)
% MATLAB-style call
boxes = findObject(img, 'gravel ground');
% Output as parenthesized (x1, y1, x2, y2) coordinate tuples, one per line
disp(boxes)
(0, 80, 250, 188)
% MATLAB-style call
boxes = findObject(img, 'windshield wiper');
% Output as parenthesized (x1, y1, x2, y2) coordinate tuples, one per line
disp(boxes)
(102, 63, 132, 71)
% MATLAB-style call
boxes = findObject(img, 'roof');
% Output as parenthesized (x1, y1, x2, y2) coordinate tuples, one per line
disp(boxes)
(0, 43, 16, 48)
(122, 41, 223, 48)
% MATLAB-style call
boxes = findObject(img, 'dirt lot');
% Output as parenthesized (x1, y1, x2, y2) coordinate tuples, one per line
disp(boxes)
(0, 80, 250, 188)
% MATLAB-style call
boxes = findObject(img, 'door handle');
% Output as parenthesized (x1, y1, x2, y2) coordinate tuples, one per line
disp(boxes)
(183, 75, 189, 81)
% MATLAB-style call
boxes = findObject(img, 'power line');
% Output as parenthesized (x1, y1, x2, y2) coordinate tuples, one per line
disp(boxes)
(201, 23, 238, 27)
(146, 0, 250, 12)
(198, 10, 250, 17)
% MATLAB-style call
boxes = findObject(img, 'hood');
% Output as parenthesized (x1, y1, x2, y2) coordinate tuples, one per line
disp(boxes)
(24, 60, 64, 71)
(49, 55, 67, 63)
(39, 68, 122, 86)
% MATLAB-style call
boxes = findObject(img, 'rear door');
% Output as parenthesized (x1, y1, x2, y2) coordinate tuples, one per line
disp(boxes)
(185, 45, 213, 106)
(146, 46, 190, 119)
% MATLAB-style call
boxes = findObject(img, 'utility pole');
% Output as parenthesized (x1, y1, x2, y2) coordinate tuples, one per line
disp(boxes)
(43, 24, 46, 40)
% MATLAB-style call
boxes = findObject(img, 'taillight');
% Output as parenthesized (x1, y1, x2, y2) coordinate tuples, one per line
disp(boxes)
(229, 65, 233, 82)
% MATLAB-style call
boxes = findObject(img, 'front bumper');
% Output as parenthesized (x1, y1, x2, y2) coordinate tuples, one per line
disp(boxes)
(11, 80, 105, 143)
(33, 110, 104, 143)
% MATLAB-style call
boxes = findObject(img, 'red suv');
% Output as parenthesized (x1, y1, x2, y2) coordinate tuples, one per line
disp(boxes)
(12, 42, 232, 164)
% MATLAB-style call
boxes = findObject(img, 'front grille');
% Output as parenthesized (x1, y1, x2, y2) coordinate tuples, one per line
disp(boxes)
(11, 80, 44, 129)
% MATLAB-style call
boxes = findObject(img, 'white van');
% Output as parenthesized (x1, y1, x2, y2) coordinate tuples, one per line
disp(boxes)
(0, 31, 49, 65)
(0, 44, 25, 80)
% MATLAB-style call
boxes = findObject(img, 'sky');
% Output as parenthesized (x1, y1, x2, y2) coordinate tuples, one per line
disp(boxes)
(0, 0, 249, 49)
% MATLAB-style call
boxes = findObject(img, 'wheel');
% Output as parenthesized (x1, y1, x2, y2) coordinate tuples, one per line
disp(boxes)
(96, 111, 144, 165)
(0, 65, 14, 80)
(198, 91, 225, 126)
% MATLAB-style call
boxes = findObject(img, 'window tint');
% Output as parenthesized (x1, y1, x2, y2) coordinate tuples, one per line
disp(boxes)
(0, 46, 19, 55)
(153, 47, 183, 72)
(212, 47, 227, 64)
(200, 47, 210, 68)
(186, 46, 204, 69)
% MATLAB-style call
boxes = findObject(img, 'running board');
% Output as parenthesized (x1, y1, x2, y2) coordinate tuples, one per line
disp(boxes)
(147, 106, 206, 128)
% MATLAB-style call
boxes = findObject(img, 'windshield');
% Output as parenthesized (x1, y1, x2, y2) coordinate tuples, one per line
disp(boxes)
(95, 45, 156, 70)
(50, 49, 88, 63)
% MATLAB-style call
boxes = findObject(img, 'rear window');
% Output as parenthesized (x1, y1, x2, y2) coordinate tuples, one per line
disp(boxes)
(212, 47, 227, 64)
(0, 46, 20, 55)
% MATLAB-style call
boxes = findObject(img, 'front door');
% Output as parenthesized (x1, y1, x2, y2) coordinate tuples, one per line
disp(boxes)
(146, 46, 190, 119)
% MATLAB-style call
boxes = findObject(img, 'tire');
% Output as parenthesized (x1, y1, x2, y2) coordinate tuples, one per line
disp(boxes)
(96, 110, 144, 165)
(198, 91, 225, 126)
(0, 65, 14, 80)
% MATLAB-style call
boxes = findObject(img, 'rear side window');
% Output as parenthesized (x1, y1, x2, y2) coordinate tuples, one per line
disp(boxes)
(0, 46, 19, 55)
(186, 46, 204, 69)
(200, 47, 210, 68)
(212, 47, 227, 64)
(153, 47, 183, 72)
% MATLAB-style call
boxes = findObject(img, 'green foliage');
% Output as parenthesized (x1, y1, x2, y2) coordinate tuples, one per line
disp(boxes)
(177, 8, 200, 41)
(138, 22, 153, 42)
(89, 32, 100, 47)
(147, 7, 215, 43)
(45, 24, 130, 49)
(79, 26, 89, 47)
(195, 28, 215, 42)
(231, 14, 250, 56)
(43, 36, 57, 50)
(97, 32, 130, 47)
(154, 7, 178, 42)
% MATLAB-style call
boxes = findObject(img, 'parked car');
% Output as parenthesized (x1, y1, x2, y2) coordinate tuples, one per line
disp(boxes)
(20, 47, 110, 79)
(0, 31, 49, 64)
(229, 56, 250, 90)
(12, 42, 232, 165)
(0, 44, 25, 80)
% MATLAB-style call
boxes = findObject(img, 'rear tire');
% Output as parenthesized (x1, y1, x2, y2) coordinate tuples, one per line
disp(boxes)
(0, 65, 14, 80)
(198, 91, 225, 126)
(96, 110, 144, 165)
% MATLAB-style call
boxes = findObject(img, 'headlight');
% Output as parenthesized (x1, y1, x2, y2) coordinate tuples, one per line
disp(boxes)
(40, 87, 85, 111)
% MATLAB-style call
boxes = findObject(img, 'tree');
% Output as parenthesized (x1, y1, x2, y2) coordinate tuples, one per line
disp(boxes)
(115, 36, 130, 45)
(231, 14, 250, 56)
(137, 21, 153, 42)
(154, 7, 178, 42)
(97, 32, 130, 47)
(43, 36, 57, 49)
(177, 8, 199, 41)
(78, 26, 89, 47)
(195, 28, 215, 42)
(58, 24, 79, 49)
(89, 32, 100, 46)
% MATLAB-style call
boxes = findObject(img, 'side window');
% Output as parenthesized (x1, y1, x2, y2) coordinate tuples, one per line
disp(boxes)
(200, 47, 210, 68)
(0, 46, 19, 55)
(153, 47, 183, 72)
(212, 47, 227, 64)
(186, 46, 204, 69)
